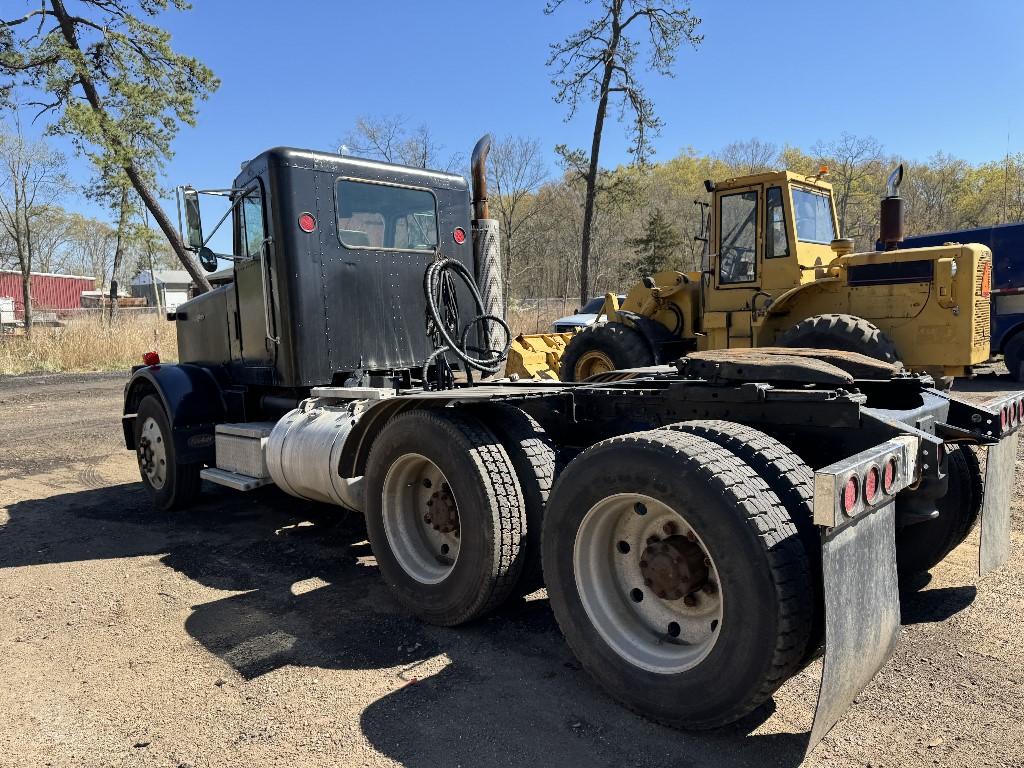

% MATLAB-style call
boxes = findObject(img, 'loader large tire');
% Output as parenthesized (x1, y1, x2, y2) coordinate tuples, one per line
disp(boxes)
(364, 409, 526, 626)
(472, 402, 558, 595)
(664, 420, 823, 662)
(895, 445, 983, 579)
(542, 429, 813, 729)
(560, 323, 655, 381)
(778, 313, 901, 363)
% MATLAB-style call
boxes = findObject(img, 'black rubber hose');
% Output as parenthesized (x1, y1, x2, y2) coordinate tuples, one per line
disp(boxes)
(423, 257, 512, 376)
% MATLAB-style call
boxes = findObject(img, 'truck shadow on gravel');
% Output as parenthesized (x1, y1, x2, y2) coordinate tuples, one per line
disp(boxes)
(1, 479, 983, 768)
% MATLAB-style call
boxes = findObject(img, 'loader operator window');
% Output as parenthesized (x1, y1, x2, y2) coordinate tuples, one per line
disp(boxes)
(765, 186, 789, 258)
(336, 178, 438, 252)
(718, 190, 758, 284)
(792, 187, 836, 244)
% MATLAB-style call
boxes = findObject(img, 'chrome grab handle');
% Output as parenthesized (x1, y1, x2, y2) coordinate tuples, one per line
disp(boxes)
(259, 238, 279, 345)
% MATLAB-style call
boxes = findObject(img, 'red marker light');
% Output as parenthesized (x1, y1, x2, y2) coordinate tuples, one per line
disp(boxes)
(142, 351, 160, 366)
(298, 212, 316, 233)
(864, 466, 880, 504)
(842, 475, 859, 515)
(883, 458, 897, 494)
(453, 227, 466, 245)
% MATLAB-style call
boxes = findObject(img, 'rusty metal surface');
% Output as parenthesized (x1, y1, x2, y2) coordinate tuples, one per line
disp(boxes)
(677, 348, 855, 386)
(980, 430, 1020, 574)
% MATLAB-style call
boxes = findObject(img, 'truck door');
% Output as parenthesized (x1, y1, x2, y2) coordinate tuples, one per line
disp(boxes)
(233, 181, 276, 371)
(711, 184, 762, 347)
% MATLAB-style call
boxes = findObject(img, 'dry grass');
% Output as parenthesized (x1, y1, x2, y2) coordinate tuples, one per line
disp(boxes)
(0, 312, 177, 376)
(507, 298, 573, 336)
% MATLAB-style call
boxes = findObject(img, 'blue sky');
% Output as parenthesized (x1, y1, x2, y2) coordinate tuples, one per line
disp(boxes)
(13, 0, 1024, 235)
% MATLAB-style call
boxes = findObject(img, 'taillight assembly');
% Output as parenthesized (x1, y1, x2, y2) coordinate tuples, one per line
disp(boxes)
(813, 436, 917, 527)
(142, 351, 160, 366)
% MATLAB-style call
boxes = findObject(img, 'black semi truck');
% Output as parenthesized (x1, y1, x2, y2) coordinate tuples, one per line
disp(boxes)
(122, 136, 1023, 750)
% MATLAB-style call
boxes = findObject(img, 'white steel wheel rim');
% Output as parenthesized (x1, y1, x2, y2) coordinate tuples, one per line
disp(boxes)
(382, 452, 461, 585)
(573, 492, 723, 674)
(137, 416, 168, 490)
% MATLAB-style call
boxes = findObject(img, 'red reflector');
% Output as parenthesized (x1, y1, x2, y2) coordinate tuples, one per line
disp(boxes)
(142, 351, 160, 366)
(453, 227, 466, 245)
(864, 466, 880, 504)
(883, 458, 897, 494)
(842, 475, 859, 515)
(298, 212, 316, 233)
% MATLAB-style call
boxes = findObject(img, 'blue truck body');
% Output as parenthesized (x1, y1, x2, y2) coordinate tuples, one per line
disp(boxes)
(892, 223, 1024, 376)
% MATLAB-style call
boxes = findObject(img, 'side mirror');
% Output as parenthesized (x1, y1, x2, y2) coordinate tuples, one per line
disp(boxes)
(182, 187, 204, 251)
(198, 246, 218, 272)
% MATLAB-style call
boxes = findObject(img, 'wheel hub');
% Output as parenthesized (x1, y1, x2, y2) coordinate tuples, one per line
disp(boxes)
(640, 535, 709, 600)
(425, 483, 459, 534)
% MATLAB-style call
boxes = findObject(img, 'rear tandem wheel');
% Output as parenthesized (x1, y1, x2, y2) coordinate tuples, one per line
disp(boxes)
(541, 428, 813, 729)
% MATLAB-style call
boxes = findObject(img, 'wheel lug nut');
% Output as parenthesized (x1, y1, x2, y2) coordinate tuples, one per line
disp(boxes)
(663, 522, 677, 535)
(423, 514, 431, 523)
(683, 594, 697, 607)
(646, 536, 660, 545)
(703, 557, 711, 567)
(686, 531, 697, 542)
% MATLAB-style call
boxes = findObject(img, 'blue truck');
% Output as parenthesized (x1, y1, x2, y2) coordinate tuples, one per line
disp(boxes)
(895, 223, 1024, 379)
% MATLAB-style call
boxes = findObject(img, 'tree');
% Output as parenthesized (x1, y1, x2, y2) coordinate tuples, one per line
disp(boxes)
(487, 135, 547, 305)
(342, 114, 463, 171)
(0, 0, 220, 293)
(0, 125, 67, 333)
(719, 138, 779, 175)
(812, 133, 884, 243)
(624, 208, 683, 279)
(545, 0, 702, 303)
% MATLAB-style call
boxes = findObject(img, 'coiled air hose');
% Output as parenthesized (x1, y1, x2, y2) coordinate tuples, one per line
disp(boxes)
(423, 256, 511, 384)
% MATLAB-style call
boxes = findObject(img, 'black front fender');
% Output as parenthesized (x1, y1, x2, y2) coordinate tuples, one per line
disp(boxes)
(122, 364, 225, 464)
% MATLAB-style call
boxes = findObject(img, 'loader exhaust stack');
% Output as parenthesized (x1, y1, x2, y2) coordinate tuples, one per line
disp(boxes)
(880, 164, 905, 251)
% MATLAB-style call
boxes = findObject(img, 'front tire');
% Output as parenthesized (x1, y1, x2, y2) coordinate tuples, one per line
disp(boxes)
(134, 394, 201, 511)
(364, 409, 526, 626)
(560, 323, 655, 381)
(778, 313, 900, 363)
(542, 429, 812, 729)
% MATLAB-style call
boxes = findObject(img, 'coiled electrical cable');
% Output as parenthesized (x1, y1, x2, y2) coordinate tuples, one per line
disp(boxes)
(423, 256, 511, 379)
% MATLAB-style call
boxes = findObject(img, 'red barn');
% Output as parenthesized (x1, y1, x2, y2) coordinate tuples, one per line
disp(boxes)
(0, 270, 96, 319)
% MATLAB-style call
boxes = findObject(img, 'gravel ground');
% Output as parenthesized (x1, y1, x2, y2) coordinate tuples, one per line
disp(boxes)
(1, 371, 1023, 768)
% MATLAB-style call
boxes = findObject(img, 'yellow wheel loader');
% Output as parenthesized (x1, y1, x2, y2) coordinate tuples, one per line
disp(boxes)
(508, 166, 993, 382)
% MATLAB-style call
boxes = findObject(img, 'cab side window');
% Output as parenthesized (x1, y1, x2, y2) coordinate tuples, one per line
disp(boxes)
(719, 191, 758, 284)
(765, 186, 789, 258)
(240, 186, 266, 258)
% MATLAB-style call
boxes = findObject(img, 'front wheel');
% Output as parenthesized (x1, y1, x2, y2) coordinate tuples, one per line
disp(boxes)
(542, 429, 812, 729)
(559, 323, 655, 381)
(133, 394, 201, 511)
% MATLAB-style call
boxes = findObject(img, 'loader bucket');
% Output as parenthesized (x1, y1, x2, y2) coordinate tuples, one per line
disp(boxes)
(505, 332, 573, 380)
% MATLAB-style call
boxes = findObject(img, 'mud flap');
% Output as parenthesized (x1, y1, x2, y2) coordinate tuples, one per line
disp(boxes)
(808, 503, 901, 750)
(979, 431, 1020, 575)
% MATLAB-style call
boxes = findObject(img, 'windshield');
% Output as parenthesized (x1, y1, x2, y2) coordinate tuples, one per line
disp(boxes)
(792, 187, 836, 244)
(580, 297, 606, 314)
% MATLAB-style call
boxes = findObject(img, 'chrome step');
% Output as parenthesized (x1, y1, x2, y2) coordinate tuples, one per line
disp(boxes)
(200, 467, 272, 492)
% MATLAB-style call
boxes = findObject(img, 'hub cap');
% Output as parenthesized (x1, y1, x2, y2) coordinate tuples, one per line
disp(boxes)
(137, 416, 167, 490)
(382, 453, 461, 584)
(575, 350, 615, 380)
(574, 493, 723, 673)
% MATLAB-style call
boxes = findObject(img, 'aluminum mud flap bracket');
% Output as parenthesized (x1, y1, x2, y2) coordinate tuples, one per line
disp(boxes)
(807, 435, 920, 750)
(979, 400, 1022, 575)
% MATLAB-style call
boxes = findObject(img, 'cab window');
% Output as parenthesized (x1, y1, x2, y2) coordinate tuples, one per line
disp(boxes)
(336, 179, 438, 251)
(792, 187, 836, 244)
(236, 185, 266, 258)
(765, 186, 789, 258)
(719, 190, 758, 284)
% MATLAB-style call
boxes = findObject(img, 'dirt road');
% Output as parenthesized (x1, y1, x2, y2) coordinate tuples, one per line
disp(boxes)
(1, 372, 1023, 768)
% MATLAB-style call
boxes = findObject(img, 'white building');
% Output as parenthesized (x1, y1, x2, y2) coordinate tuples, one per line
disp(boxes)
(131, 270, 193, 311)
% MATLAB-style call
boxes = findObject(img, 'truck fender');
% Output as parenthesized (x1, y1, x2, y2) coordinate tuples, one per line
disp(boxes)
(122, 363, 226, 464)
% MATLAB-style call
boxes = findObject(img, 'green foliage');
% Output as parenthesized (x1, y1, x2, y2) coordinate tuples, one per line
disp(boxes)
(624, 208, 684, 279)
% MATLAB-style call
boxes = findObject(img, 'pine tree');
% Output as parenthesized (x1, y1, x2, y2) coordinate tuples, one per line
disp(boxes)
(624, 208, 684, 279)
